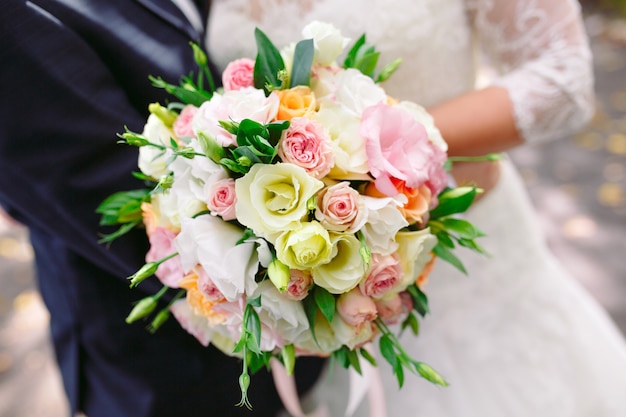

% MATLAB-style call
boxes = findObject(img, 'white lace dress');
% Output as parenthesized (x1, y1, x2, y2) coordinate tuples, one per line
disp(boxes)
(207, 1, 626, 415)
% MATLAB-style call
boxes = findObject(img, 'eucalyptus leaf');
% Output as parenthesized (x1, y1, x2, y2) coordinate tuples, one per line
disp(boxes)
(290, 39, 314, 88)
(254, 28, 286, 94)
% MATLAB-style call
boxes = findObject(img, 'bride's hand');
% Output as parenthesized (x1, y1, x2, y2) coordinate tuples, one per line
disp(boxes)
(451, 160, 501, 202)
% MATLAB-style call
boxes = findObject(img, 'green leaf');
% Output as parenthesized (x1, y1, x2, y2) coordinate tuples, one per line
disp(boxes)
(289, 39, 314, 88)
(343, 34, 367, 68)
(432, 242, 467, 275)
(379, 335, 397, 369)
(247, 295, 262, 308)
(457, 238, 490, 256)
(356, 51, 380, 77)
(407, 284, 430, 317)
(236, 228, 257, 245)
(149, 75, 211, 107)
(314, 286, 336, 324)
(96, 189, 150, 225)
(97, 220, 141, 244)
(253, 28, 286, 94)
(302, 295, 319, 345)
(245, 305, 262, 354)
(333, 346, 350, 368)
(401, 311, 420, 336)
(266, 120, 290, 145)
(281, 344, 296, 376)
(439, 218, 485, 239)
(249, 351, 273, 374)
(429, 187, 478, 220)
(435, 231, 455, 249)
(359, 348, 377, 367)
(394, 360, 405, 388)
(347, 349, 362, 375)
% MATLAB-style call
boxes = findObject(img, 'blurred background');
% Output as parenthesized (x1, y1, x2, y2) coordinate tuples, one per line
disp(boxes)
(1, 2, 625, 416)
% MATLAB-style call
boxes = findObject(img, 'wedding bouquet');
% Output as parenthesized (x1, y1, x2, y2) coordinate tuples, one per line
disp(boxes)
(97, 21, 486, 408)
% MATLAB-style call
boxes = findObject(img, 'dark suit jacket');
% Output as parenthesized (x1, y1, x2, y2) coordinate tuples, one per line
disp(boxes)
(0, 1, 323, 416)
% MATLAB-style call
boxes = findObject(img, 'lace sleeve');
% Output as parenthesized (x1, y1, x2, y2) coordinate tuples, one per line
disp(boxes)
(469, 0, 594, 143)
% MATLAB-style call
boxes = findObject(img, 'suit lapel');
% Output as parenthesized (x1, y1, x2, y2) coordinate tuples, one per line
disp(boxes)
(134, 0, 201, 41)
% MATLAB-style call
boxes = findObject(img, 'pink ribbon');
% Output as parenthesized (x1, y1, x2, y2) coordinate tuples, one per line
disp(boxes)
(271, 344, 387, 417)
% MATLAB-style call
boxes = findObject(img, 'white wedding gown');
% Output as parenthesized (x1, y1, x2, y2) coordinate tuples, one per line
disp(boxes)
(207, 0, 626, 415)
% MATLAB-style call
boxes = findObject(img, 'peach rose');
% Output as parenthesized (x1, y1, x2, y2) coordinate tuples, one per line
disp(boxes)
(337, 288, 377, 327)
(275, 86, 316, 121)
(374, 293, 404, 324)
(178, 272, 227, 325)
(206, 178, 237, 221)
(284, 269, 313, 301)
(315, 181, 367, 233)
(278, 117, 334, 179)
(360, 252, 402, 299)
(221, 58, 255, 91)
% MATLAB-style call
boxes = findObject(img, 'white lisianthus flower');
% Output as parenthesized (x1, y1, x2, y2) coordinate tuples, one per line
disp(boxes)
(235, 163, 324, 242)
(312, 233, 365, 294)
(193, 87, 279, 147)
(294, 310, 343, 355)
(138, 114, 174, 179)
(313, 102, 370, 180)
(302, 21, 350, 66)
(395, 101, 448, 152)
(361, 196, 409, 256)
(333, 69, 386, 116)
(395, 228, 438, 290)
(275, 221, 334, 270)
(174, 216, 259, 301)
(250, 281, 310, 349)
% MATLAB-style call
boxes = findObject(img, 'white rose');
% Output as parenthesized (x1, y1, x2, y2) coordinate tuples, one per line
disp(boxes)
(169, 152, 227, 207)
(310, 65, 339, 100)
(302, 21, 350, 66)
(174, 216, 259, 301)
(361, 196, 409, 256)
(193, 87, 279, 147)
(312, 233, 366, 294)
(333, 69, 386, 116)
(395, 228, 438, 290)
(235, 163, 324, 242)
(313, 101, 370, 180)
(138, 114, 174, 179)
(395, 101, 448, 152)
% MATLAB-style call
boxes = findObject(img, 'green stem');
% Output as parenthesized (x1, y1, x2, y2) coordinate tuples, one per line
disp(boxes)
(447, 153, 502, 163)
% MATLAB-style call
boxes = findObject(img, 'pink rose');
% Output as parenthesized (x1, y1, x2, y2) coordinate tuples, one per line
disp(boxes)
(196, 267, 226, 303)
(315, 182, 366, 233)
(173, 105, 198, 139)
(337, 288, 377, 327)
(146, 227, 183, 288)
(374, 293, 404, 324)
(278, 117, 334, 179)
(207, 178, 237, 221)
(222, 58, 255, 92)
(284, 270, 313, 301)
(361, 102, 447, 196)
(360, 252, 402, 299)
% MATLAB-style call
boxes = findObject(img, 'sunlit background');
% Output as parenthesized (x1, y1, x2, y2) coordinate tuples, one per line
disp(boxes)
(1, 3, 624, 416)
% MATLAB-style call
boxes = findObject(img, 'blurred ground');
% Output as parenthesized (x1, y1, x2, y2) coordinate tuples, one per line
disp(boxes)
(0, 9, 625, 417)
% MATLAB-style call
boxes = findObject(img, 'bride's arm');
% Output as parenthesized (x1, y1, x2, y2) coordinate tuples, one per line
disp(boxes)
(429, 0, 594, 163)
